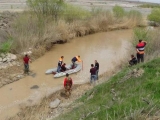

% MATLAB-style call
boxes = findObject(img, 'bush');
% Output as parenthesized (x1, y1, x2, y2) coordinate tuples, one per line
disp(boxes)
(127, 10, 142, 21)
(91, 7, 105, 16)
(133, 28, 152, 54)
(133, 28, 160, 57)
(0, 39, 12, 54)
(148, 8, 160, 23)
(63, 4, 91, 22)
(27, 0, 65, 21)
(112, 5, 125, 18)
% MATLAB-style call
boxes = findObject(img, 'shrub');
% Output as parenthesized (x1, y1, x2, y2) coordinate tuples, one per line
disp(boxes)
(133, 28, 160, 57)
(133, 28, 152, 54)
(0, 39, 12, 54)
(91, 7, 105, 16)
(112, 5, 125, 18)
(126, 10, 143, 27)
(63, 4, 91, 22)
(127, 10, 142, 21)
(27, 0, 65, 21)
(148, 8, 160, 23)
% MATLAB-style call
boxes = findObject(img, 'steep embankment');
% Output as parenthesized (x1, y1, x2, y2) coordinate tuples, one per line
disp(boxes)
(55, 58, 160, 120)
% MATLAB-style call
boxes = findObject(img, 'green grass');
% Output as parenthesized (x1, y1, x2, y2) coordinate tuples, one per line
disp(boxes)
(54, 58, 160, 120)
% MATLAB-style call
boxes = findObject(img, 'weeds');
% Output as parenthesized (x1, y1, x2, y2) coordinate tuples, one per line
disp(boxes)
(27, 0, 65, 21)
(133, 27, 160, 58)
(113, 5, 125, 18)
(6, 2, 144, 54)
(148, 8, 160, 23)
(63, 4, 91, 22)
(139, 4, 160, 9)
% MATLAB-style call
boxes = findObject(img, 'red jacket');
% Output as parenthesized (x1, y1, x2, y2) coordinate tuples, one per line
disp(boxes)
(136, 42, 146, 54)
(64, 77, 73, 87)
(23, 56, 30, 64)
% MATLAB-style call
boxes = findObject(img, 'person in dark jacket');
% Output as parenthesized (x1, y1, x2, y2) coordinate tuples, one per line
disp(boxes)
(57, 56, 64, 73)
(71, 55, 82, 68)
(90, 64, 97, 84)
(61, 63, 68, 72)
(95, 60, 99, 80)
(129, 55, 137, 66)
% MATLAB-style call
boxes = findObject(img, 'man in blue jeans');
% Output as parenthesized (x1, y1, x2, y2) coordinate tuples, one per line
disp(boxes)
(90, 64, 97, 84)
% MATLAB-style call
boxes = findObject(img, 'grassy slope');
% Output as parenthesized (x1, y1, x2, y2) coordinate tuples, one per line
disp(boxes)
(55, 58, 160, 120)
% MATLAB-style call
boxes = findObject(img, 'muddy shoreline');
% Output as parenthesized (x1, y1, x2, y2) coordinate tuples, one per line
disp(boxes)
(0, 0, 152, 119)
(8, 64, 123, 120)
(0, 29, 133, 119)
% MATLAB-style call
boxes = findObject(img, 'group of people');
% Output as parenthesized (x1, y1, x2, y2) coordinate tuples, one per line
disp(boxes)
(63, 59, 99, 97)
(57, 56, 82, 73)
(129, 40, 147, 66)
(22, 39, 146, 98)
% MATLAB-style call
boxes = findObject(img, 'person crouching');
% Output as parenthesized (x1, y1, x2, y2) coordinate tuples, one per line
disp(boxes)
(129, 55, 137, 66)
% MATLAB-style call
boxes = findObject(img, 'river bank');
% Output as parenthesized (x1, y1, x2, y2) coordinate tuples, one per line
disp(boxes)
(0, 0, 155, 119)
(0, 29, 133, 119)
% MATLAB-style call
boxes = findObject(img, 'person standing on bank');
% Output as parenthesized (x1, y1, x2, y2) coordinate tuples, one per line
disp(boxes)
(95, 60, 99, 80)
(90, 64, 97, 84)
(23, 54, 31, 74)
(57, 56, 64, 73)
(136, 40, 147, 63)
(64, 73, 73, 97)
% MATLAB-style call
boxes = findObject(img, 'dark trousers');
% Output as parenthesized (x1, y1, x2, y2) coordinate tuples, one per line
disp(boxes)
(137, 53, 144, 63)
(24, 63, 29, 73)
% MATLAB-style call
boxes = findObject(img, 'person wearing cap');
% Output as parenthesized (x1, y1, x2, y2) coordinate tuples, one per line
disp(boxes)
(23, 54, 31, 74)
(64, 73, 73, 97)
(71, 55, 82, 68)
(57, 56, 64, 73)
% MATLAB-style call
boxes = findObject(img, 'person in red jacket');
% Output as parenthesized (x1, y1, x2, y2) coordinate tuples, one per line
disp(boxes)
(23, 54, 31, 74)
(136, 40, 147, 63)
(64, 73, 73, 97)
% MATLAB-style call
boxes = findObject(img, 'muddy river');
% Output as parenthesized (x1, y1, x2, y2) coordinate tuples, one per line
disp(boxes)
(0, 29, 133, 119)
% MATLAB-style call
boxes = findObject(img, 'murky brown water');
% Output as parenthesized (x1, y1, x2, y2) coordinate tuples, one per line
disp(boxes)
(0, 29, 133, 119)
